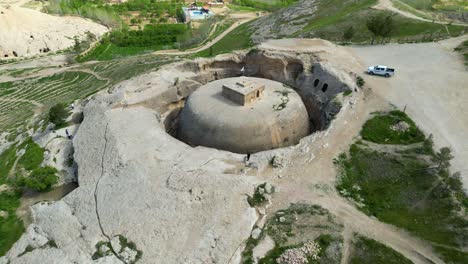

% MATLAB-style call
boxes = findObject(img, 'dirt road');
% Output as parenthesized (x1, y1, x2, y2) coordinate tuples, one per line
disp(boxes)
(349, 35, 468, 188)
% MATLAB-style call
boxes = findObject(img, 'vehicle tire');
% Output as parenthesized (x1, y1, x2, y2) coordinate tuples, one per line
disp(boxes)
(369, 71, 374, 75)
(385, 73, 390, 77)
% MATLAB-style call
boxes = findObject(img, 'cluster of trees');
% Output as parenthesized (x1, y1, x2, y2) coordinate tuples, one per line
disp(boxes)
(113, 0, 183, 14)
(49, 103, 71, 128)
(109, 24, 188, 47)
(341, 12, 396, 44)
(366, 13, 395, 44)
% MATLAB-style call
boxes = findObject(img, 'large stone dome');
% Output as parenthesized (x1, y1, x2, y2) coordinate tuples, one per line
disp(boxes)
(177, 77, 310, 154)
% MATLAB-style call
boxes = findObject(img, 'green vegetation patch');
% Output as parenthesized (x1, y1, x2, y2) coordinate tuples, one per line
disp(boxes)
(349, 235, 413, 264)
(361, 110, 425, 144)
(17, 138, 45, 171)
(455, 40, 468, 66)
(0, 71, 107, 132)
(231, 0, 298, 12)
(21, 166, 59, 193)
(294, 0, 466, 43)
(0, 191, 24, 256)
(247, 183, 274, 207)
(337, 108, 468, 263)
(336, 144, 467, 248)
(0, 144, 18, 184)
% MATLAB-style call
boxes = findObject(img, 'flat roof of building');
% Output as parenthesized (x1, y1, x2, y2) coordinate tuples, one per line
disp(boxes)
(222, 79, 264, 96)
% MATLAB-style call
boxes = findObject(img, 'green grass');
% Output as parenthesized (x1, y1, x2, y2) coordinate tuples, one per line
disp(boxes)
(0, 144, 17, 184)
(231, 0, 297, 11)
(337, 144, 467, 247)
(77, 43, 163, 62)
(195, 20, 256, 57)
(0, 191, 24, 256)
(17, 138, 45, 171)
(0, 71, 107, 132)
(361, 110, 425, 144)
(455, 40, 468, 66)
(228, 4, 261, 12)
(349, 236, 413, 264)
(433, 245, 468, 264)
(400, 0, 468, 12)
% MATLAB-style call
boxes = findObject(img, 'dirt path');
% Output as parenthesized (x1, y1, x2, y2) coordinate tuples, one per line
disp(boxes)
(153, 13, 259, 56)
(373, 0, 468, 26)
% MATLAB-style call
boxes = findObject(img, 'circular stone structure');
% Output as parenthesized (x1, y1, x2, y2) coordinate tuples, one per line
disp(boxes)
(177, 77, 310, 154)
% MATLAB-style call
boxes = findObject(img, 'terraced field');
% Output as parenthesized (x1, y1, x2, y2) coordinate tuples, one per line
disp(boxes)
(0, 72, 107, 131)
(0, 55, 173, 133)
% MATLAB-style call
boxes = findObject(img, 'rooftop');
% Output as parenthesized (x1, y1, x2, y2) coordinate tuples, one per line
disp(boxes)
(223, 80, 265, 96)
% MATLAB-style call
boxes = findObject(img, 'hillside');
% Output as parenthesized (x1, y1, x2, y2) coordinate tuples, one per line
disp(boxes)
(249, 0, 466, 43)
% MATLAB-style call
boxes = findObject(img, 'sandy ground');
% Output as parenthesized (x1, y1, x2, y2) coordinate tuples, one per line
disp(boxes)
(0, 0, 108, 59)
(349, 35, 468, 188)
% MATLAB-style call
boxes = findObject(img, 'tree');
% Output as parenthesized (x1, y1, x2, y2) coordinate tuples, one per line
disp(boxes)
(423, 134, 434, 154)
(433, 147, 453, 170)
(343, 26, 355, 42)
(73, 36, 81, 53)
(49, 103, 70, 127)
(366, 13, 395, 44)
(24, 166, 58, 192)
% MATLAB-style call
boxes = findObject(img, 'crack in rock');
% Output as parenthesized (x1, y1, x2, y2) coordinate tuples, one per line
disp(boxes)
(92, 123, 127, 263)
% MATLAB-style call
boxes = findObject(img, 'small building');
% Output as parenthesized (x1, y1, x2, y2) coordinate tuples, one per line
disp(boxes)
(182, 6, 214, 22)
(222, 79, 265, 106)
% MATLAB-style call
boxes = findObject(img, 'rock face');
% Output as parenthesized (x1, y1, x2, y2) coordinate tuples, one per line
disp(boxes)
(2, 39, 360, 264)
(0, 4, 108, 59)
(250, 0, 319, 44)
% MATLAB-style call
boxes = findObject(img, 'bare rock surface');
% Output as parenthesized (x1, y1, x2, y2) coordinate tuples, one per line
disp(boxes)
(3, 40, 362, 263)
(250, 0, 319, 43)
(0, 0, 108, 59)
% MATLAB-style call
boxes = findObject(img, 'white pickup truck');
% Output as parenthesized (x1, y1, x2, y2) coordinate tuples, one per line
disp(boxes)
(367, 65, 395, 77)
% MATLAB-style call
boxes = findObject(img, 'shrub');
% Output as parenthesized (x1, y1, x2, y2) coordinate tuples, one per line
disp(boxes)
(343, 26, 355, 41)
(356, 76, 365, 88)
(23, 166, 58, 192)
(48, 103, 70, 127)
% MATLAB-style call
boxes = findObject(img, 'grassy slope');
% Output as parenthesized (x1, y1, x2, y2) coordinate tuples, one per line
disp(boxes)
(287, 0, 466, 42)
(399, 0, 468, 12)
(350, 236, 414, 264)
(337, 111, 468, 263)
(0, 191, 24, 256)
(455, 40, 468, 66)
(77, 43, 161, 62)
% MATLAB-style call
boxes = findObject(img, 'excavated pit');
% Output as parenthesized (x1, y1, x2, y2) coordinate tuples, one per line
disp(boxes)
(162, 49, 354, 154)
